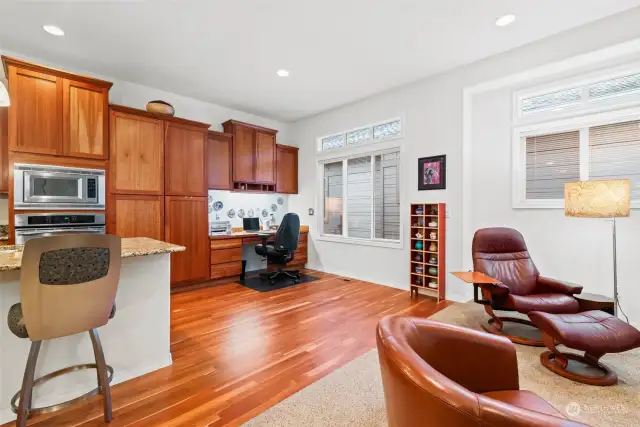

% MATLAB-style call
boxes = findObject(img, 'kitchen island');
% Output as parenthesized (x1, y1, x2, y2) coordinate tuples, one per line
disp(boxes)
(0, 238, 184, 424)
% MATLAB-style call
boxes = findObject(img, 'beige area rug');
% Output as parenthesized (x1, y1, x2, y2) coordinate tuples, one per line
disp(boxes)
(243, 303, 640, 427)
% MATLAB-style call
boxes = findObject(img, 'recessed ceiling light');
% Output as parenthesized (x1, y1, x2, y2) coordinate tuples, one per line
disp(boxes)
(43, 25, 65, 36)
(276, 69, 290, 77)
(495, 14, 516, 27)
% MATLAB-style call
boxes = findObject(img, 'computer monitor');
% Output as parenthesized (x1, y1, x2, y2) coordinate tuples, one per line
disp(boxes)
(243, 217, 260, 232)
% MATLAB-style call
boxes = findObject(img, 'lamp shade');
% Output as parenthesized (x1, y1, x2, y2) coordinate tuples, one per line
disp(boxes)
(564, 179, 630, 218)
(0, 81, 8, 107)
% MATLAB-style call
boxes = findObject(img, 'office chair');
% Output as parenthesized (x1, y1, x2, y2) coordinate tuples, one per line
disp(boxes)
(255, 213, 301, 285)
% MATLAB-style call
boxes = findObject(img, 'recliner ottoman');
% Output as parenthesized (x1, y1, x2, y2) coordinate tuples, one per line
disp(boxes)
(529, 310, 640, 386)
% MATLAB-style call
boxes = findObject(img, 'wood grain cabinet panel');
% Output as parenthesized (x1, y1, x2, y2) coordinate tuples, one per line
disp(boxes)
(276, 144, 298, 194)
(7, 66, 63, 155)
(255, 132, 276, 183)
(210, 247, 243, 264)
(165, 123, 207, 196)
(63, 79, 109, 159)
(232, 125, 255, 183)
(109, 194, 164, 240)
(165, 196, 209, 287)
(110, 109, 164, 194)
(207, 131, 233, 190)
(210, 262, 243, 280)
(0, 108, 8, 192)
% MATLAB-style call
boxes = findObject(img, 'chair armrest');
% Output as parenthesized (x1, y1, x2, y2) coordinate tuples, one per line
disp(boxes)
(537, 276, 582, 295)
(479, 396, 589, 426)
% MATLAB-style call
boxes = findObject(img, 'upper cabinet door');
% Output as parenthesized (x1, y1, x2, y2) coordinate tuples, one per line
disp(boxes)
(109, 194, 164, 240)
(7, 65, 63, 155)
(63, 79, 109, 159)
(255, 131, 276, 184)
(165, 122, 207, 196)
(276, 145, 299, 194)
(110, 109, 165, 195)
(0, 108, 8, 193)
(232, 125, 255, 182)
(207, 131, 233, 190)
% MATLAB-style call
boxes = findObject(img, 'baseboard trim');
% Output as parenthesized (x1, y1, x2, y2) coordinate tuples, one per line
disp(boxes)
(0, 353, 172, 424)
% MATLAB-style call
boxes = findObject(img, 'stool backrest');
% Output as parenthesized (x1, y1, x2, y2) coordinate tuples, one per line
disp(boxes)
(19, 234, 121, 341)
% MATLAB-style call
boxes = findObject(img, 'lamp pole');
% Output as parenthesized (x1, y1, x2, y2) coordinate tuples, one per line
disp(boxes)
(612, 217, 618, 317)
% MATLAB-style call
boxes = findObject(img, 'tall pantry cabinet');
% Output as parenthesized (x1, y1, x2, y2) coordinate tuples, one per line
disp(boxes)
(108, 105, 210, 287)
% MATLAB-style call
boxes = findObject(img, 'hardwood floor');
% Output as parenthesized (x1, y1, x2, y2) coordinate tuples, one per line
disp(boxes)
(9, 270, 450, 427)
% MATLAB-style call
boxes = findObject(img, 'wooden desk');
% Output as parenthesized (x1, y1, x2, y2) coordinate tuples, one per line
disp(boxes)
(208, 227, 308, 281)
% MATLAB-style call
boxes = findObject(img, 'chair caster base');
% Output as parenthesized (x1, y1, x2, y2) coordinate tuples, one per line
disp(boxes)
(482, 316, 545, 347)
(540, 351, 617, 386)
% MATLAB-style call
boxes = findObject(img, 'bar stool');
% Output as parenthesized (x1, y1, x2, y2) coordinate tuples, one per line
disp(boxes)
(6, 234, 121, 427)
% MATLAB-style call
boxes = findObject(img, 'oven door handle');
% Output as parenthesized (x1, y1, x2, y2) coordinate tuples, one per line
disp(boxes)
(16, 227, 105, 235)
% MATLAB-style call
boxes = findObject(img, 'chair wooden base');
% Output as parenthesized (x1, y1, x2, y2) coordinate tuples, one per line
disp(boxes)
(482, 306, 544, 347)
(540, 333, 617, 386)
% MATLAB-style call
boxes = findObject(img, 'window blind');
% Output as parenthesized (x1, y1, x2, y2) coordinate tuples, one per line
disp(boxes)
(525, 131, 580, 199)
(323, 162, 343, 235)
(374, 152, 400, 240)
(589, 120, 640, 198)
(346, 157, 372, 239)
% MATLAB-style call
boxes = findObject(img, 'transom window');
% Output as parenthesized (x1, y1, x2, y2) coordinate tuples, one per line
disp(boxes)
(319, 119, 402, 151)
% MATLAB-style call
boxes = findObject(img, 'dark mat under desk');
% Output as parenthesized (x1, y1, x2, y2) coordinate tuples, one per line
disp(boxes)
(237, 271, 319, 292)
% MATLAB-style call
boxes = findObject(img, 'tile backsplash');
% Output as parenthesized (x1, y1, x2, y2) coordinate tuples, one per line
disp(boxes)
(208, 190, 290, 229)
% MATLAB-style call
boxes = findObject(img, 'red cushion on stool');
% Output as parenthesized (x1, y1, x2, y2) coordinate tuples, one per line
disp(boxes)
(529, 310, 640, 355)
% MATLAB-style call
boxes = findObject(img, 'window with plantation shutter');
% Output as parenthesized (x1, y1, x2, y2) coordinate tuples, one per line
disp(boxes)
(589, 120, 640, 198)
(525, 131, 580, 200)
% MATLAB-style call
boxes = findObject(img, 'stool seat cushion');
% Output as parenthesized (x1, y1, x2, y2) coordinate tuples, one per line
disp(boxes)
(508, 293, 579, 314)
(529, 310, 640, 355)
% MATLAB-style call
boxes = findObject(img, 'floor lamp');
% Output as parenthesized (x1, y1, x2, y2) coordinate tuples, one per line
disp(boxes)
(564, 179, 630, 321)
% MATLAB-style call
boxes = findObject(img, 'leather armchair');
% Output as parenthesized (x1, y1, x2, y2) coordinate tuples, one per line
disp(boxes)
(376, 316, 587, 427)
(472, 227, 582, 346)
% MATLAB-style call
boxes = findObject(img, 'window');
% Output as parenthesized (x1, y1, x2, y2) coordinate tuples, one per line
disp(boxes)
(320, 148, 401, 247)
(319, 118, 402, 152)
(514, 116, 640, 208)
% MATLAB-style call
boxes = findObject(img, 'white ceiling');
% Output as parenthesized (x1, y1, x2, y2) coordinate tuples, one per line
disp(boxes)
(1, 0, 640, 121)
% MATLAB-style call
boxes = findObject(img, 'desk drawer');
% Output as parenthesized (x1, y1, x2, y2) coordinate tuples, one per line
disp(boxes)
(211, 247, 243, 264)
(243, 236, 263, 245)
(210, 261, 243, 279)
(210, 238, 242, 250)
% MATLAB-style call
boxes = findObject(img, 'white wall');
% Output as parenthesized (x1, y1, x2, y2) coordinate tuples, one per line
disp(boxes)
(289, 8, 640, 308)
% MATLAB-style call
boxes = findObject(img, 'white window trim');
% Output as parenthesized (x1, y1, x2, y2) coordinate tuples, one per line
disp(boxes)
(317, 117, 404, 153)
(512, 105, 640, 209)
(513, 61, 640, 126)
(316, 140, 404, 249)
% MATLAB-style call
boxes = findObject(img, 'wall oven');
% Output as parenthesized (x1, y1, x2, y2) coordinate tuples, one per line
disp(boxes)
(14, 213, 106, 244)
(14, 163, 106, 210)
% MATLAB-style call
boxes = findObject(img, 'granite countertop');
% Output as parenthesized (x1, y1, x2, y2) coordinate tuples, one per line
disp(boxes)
(0, 237, 185, 272)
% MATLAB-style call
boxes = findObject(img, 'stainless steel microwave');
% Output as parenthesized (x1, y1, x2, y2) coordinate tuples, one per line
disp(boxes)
(13, 163, 106, 210)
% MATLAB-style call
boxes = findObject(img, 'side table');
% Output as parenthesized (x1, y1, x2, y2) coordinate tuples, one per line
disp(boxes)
(574, 293, 615, 316)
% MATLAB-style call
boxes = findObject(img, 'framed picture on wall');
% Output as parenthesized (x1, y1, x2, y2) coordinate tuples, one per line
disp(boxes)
(418, 155, 446, 190)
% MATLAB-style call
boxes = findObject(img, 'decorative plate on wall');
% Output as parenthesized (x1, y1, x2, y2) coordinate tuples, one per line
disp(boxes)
(277, 197, 284, 205)
(208, 205, 214, 213)
(213, 201, 223, 211)
(271, 204, 278, 212)
(227, 209, 236, 218)
(237, 209, 245, 218)
(262, 209, 269, 217)
(247, 209, 255, 218)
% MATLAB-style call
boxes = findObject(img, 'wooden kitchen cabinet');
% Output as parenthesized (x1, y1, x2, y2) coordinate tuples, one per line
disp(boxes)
(255, 131, 276, 183)
(207, 130, 233, 190)
(2, 56, 112, 159)
(222, 120, 278, 189)
(276, 144, 299, 194)
(108, 194, 164, 240)
(165, 196, 210, 287)
(63, 79, 109, 159)
(0, 108, 8, 192)
(165, 122, 208, 196)
(109, 106, 165, 195)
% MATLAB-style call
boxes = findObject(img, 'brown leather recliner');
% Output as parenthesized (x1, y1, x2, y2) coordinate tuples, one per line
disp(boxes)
(376, 316, 588, 427)
(472, 227, 582, 346)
